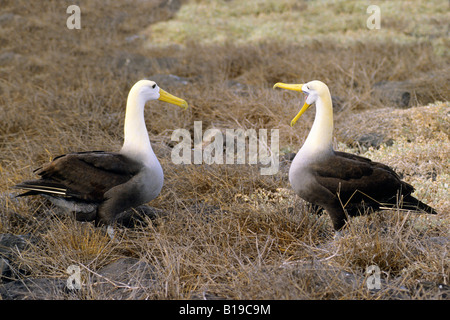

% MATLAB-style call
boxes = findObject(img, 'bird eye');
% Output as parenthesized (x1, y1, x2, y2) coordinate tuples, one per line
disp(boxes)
(152, 84, 156, 89)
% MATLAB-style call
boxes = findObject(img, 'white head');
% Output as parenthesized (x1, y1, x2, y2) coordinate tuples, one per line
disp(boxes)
(273, 80, 330, 126)
(132, 80, 161, 102)
(301, 80, 329, 105)
(129, 79, 188, 109)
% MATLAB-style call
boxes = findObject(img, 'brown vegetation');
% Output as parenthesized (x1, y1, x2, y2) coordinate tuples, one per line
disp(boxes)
(0, 0, 448, 299)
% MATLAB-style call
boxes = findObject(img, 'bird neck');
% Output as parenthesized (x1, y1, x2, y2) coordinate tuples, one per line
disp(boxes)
(300, 93, 334, 157)
(120, 90, 157, 167)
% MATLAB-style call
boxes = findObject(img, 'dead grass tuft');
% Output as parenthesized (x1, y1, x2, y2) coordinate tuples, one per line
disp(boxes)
(0, 0, 448, 299)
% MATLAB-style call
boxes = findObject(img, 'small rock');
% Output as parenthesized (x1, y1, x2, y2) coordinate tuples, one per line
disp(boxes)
(147, 74, 190, 87)
(0, 51, 19, 65)
(372, 81, 412, 108)
(0, 257, 11, 280)
(0, 234, 29, 254)
(428, 236, 449, 246)
(0, 13, 16, 25)
(125, 34, 144, 43)
(114, 52, 178, 75)
(282, 153, 296, 162)
(353, 132, 394, 149)
(226, 80, 251, 96)
(91, 257, 157, 299)
(0, 233, 33, 281)
(0, 278, 67, 300)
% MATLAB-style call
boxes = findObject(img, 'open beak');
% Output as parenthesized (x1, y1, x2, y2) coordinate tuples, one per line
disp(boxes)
(290, 101, 311, 127)
(273, 82, 311, 127)
(158, 89, 189, 110)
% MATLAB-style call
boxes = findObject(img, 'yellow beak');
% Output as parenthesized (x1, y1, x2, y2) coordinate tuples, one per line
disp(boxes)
(290, 101, 311, 127)
(273, 83, 304, 92)
(273, 82, 310, 127)
(158, 89, 189, 110)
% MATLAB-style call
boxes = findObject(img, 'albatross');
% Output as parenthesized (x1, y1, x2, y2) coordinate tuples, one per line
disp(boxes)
(273, 80, 438, 231)
(14, 80, 188, 225)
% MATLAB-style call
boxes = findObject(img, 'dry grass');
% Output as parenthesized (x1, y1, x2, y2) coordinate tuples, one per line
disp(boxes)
(0, 0, 449, 299)
(147, 0, 449, 56)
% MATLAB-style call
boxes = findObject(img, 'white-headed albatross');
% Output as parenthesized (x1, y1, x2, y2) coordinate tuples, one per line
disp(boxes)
(14, 80, 188, 225)
(273, 80, 438, 231)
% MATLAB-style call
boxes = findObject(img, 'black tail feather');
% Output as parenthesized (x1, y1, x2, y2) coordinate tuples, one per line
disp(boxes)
(401, 195, 438, 215)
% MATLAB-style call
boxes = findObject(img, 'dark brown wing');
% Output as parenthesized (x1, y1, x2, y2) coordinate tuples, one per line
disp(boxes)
(15, 151, 142, 202)
(311, 151, 414, 205)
